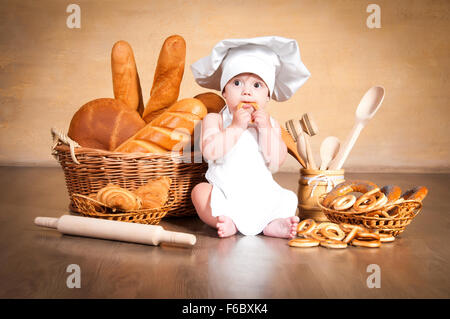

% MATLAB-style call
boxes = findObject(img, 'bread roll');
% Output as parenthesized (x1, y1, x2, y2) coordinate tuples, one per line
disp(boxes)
(142, 35, 186, 123)
(111, 40, 144, 115)
(96, 184, 142, 211)
(114, 98, 207, 153)
(194, 92, 226, 113)
(68, 98, 146, 151)
(134, 177, 172, 209)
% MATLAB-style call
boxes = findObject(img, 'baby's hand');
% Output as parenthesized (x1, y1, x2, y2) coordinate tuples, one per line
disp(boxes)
(252, 109, 271, 129)
(231, 108, 252, 130)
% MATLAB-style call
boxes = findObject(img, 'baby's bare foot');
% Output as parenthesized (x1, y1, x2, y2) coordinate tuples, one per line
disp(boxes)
(216, 215, 237, 238)
(263, 216, 299, 239)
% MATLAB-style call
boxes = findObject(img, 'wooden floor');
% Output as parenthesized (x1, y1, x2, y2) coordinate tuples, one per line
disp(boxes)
(0, 167, 448, 299)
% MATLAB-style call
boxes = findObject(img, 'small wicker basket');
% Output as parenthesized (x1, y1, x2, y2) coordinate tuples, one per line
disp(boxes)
(51, 129, 207, 218)
(71, 191, 176, 224)
(317, 193, 423, 237)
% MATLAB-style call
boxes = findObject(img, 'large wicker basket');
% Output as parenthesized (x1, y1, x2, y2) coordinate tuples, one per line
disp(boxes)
(51, 131, 208, 218)
(317, 193, 422, 237)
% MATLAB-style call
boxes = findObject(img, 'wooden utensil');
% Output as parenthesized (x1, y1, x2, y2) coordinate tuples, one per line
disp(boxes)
(281, 126, 307, 168)
(319, 136, 340, 170)
(328, 86, 385, 170)
(300, 113, 319, 169)
(34, 215, 197, 247)
(285, 119, 307, 168)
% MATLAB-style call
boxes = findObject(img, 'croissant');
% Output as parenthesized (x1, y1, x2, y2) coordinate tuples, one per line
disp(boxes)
(134, 177, 172, 209)
(96, 184, 142, 211)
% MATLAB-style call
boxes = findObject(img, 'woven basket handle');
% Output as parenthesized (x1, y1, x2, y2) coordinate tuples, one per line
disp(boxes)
(51, 127, 81, 164)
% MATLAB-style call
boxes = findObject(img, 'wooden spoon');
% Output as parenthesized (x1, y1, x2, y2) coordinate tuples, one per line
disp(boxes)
(319, 136, 340, 170)
(329, 86, 385, 170)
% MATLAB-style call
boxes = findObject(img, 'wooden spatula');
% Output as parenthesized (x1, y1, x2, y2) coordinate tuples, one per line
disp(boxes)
(300, 113, 319, 169)
(281, 126, 307, 168)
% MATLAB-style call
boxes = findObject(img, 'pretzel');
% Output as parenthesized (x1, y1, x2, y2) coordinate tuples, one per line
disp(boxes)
(288, 238, 320, 248)
(322, 180, 379, 208)
(331, 195, 356, 211)
(296, 219, 316, 236)
(380, 185, 402, 204)
(319, 223, 346, 241)
(320, 239, 347, 249)
(401, 186, 428, 202)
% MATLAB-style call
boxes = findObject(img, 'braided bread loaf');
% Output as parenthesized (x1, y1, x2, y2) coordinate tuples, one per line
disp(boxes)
(115, 98, 207, 153)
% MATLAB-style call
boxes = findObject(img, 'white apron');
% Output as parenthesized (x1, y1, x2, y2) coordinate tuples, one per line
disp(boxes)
(205, 106, 298, 235)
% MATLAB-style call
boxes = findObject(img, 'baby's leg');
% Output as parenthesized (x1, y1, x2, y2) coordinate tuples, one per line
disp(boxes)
(191, 182, 237, 237)
(262, 216, 299, 239)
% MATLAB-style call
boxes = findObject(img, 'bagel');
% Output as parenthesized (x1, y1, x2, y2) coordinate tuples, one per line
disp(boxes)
(342, 227, 359, 244)
(351, 239, 381, 248)
(319, 223, 346, 241)
(331, 194, 356, 211)
(380, 185, 402, 204)
(296, 219, 316, 236)
(322, 180, 379, 208)
(320, 239, 347, 249)
(353, 188, 384, 212)
(378, 233, 396, 243)
(288, 238, 320, 248)
(237, 102, 259, 111)
(401, 186, 428, 202)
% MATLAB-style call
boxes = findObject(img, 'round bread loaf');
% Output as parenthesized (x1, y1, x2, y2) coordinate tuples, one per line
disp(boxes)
(68, 98, 146, 151)
(194, 92, 225, 113)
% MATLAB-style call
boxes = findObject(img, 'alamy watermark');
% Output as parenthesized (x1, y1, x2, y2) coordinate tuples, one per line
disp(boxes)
(66, 264, 81, 288)
(66, 4, 81, 29)
(366, 4, 381, 29)
(366, 264, 381, 288)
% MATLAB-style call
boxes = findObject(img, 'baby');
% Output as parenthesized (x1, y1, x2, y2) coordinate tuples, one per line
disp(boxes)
(190, 36, 311, 238)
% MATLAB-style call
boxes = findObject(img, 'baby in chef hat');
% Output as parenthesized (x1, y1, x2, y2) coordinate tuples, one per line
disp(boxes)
(190, 36, 311, 238)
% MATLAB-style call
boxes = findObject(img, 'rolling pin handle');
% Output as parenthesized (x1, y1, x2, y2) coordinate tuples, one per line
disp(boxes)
(34, 217, 59, 229)
(159, 230, 197, 246)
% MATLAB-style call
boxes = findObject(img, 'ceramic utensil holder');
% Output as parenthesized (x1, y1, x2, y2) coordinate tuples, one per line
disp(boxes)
(297, 168, 345, 222)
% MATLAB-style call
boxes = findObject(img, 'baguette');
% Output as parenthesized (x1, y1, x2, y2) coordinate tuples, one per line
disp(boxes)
(142, 35, 186, 123)
(68, 98, 146, 151)
(115, 98, 207, 153)
(111, 40, 144, 115)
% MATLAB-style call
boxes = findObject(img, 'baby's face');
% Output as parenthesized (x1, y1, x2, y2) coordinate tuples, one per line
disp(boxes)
(222, 73, 270, 114)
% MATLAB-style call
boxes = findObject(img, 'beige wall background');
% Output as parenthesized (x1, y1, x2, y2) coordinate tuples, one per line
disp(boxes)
(0, 0, 449, 172)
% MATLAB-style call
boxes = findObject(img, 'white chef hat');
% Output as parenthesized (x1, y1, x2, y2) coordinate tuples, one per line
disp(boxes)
(190, 36, 311, 101)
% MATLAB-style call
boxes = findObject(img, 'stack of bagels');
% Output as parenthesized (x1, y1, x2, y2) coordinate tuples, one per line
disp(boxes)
(67, 35, 225, 154)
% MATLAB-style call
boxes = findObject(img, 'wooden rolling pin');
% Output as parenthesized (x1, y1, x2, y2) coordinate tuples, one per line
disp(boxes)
(34, 215, 196, 247)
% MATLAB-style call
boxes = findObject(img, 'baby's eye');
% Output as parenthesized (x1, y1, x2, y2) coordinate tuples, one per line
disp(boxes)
(254, 82, 261, 88)
(233, 79, 241, 86)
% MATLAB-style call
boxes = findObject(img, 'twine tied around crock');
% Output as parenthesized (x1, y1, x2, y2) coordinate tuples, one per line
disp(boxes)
(51, 128, 80, 164)
(303, 174, 342, 199)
